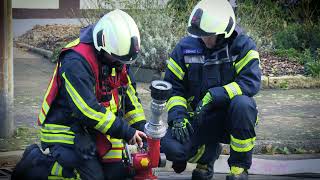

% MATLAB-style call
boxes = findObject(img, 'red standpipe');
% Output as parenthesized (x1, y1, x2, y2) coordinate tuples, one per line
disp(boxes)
(132, 137, 160, 180)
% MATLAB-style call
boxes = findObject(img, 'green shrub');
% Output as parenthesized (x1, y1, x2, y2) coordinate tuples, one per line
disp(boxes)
(237, 0, 284, 49)
(306, 61, 320, 78)
(304, 49, 320, 78)
(79, 0, 185, 71)
(126, 0, 185, 71)
(274, 48, 301, 62)
(273, 24, 303, 50)
(273, 23, 320, 52)
(166, 0, 198, 23)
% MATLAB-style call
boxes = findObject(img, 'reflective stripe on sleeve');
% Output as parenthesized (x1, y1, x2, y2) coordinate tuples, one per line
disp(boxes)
(124, 109, 146, 125)
(167, 58, 185, 80)
(94, 111, 116, 134)
(235, 50, 260, 74)
(62, 72, 111, 121)
(167, 96, 187, 111)
(223, 82, 242, 99)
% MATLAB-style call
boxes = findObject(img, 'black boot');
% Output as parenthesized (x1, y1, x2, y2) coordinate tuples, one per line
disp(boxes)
(226, 166, 248, 180)
(191, 143, 222, 180)
(172, 161, 187, 173)
(192, 162, 214, 180)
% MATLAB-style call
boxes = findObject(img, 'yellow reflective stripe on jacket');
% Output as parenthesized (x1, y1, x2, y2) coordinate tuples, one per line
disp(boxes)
(126, 76, 144, 111)
(235, 50, 259, 74)
(230, 135, 256, 152)
(188, 145, 205, 163)
(167, 96, 187, 111)
(124, 109, 146, 125)
(62, 73, 116, 125)
(167, 58, 185, 80)
(109, 94, 117, 113)
(43, 101, 50, 114)
(40, 132, 75, 144)
(108, 137, 124, 148)
(38, 63, 59, 124)
(41, 124, 75, 135)
(223, 82, 242, 99)
(103, 149, 123, 159)
(48, 176, 80, 180)
(111, 67, 116, 76)
(64, 38, 80, 48)
(103, 136, 124, 160)
(94, 111, 116, 134)
(51, 161, 63, 176)
(38, 111, 46, 124)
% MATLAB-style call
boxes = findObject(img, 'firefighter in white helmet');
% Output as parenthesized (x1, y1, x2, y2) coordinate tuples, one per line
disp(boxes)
(13, 9, 147, 180)
(161, 0, 261, 180)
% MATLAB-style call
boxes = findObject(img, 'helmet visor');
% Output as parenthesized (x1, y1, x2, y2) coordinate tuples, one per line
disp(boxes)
(112, 36, 139, 64)
(188, 8, 216, 37)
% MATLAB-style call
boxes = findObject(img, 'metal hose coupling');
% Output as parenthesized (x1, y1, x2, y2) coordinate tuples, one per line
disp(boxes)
(144, 80, 172, 139)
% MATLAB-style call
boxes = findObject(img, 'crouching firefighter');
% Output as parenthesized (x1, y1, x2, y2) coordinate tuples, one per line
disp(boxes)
(160, 0, 262, 180)
(12, 9, 147, 180)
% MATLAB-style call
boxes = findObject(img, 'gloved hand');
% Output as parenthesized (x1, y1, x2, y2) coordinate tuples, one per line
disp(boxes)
(74, 128, 96, 160)
(193, 92, 213, 129)
(171, 118, 194, 144)
(195, 92, 213, 116)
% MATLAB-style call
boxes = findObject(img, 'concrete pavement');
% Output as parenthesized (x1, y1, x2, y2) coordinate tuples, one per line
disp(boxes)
(11, 47, 320, 152)
(1, 47, 319, 179)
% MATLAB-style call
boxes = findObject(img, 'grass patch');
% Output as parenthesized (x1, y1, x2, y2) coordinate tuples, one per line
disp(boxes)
(0, 127, 39, 152)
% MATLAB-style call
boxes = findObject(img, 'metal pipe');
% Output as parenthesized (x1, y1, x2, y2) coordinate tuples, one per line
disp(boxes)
(144, 80, 172, 139)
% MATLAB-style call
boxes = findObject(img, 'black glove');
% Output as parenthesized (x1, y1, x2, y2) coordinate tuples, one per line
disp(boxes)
(73, 126, 96, 160)
(171, 118, 194, 144)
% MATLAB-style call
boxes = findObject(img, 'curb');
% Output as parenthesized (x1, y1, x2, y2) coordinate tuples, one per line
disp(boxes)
(15, 42, 53, 59)
(262, 75, 320, 89)
(14, 43, 320, 88)
(1, 150, 320, 176)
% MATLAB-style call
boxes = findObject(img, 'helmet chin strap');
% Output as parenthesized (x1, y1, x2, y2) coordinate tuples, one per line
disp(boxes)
(98, 51, 124, 72)
(212, 35, 227, 50)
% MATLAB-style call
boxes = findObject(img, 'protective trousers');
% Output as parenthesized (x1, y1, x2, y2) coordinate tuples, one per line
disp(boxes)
(12, 144, 104, 180)
(49, 145, 104, 180)
(161, 95, 258, 169)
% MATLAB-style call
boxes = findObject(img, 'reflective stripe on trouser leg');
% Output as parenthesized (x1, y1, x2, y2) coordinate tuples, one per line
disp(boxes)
(188, 143, 221, 165)
(228, 95, 257, 169)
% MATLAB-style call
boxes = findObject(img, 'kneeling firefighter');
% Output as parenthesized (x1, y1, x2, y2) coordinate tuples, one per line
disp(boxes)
(12, 9, 147, 180)
(160, 0, 262, 179)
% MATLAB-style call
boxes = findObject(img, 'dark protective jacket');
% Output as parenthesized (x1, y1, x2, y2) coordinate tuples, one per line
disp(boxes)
(165, 29, 261, 123)
(38, 25, 146, 155)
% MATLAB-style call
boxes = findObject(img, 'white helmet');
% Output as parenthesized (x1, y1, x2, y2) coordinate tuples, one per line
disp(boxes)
(93, 9, 140, 64)
(187, 0, 236, 38)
